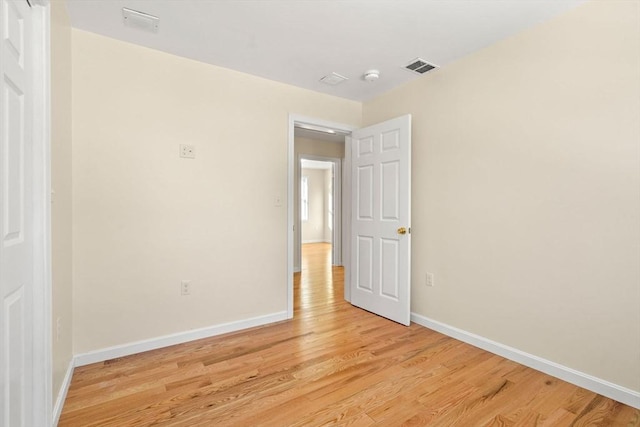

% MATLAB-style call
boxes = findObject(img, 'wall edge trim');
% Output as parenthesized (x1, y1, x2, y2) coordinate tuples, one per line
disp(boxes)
(52, 358, 75, 425)
(74, 311, 289, 367)
(410, 313, 640, 409)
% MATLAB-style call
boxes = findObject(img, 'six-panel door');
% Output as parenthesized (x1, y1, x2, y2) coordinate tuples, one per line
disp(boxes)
(350, 115, 411, 326)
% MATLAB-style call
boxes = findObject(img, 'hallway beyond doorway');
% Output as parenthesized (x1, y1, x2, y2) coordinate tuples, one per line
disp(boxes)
(295, 243, 342, 314)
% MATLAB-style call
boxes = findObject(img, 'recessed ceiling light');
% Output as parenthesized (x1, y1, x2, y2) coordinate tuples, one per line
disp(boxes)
(122, 8, 159, 33)
(319, 72, 348, 86)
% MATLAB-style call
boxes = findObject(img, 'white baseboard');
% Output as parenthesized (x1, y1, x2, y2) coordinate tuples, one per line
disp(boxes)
(294, 266, 301, 273)
(410, 313, 640, 409)
(74, 311, 288, 367)
(52, 359, 75, 426)
(302, 239, 331, 244)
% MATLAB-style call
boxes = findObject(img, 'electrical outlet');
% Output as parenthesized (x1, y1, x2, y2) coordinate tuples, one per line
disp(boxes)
(181, 280, 191, 296)
(179, 144, 195, 159)
(426, 272, 434, 287)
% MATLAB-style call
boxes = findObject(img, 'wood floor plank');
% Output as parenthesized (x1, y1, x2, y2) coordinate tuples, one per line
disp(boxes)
(58, 243, 640, 426)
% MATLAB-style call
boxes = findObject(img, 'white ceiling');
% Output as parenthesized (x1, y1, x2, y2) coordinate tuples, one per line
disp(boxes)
(65, 0, 586, 102)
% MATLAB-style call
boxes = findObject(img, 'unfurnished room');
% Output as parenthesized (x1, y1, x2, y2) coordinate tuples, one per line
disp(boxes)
(0, 0, 639, 425)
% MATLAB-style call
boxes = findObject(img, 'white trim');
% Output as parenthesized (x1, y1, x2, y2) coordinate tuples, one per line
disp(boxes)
(411, 313, 640, 409)
(332, 159, 342, 266)
(301, 239, 332, 244)
(74, 311, 288, 367)
(342, 137, 352, 302)
(287, 114, 356, 319)
(30, 2, 53, 425)
(287, 116, 295, 319)
(295, 154, 303, 274)
(52, 360, 74, 426)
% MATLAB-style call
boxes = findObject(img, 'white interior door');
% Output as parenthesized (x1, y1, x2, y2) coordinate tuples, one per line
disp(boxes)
(350, 115, 411, 325)
(0, 0, 36, 425)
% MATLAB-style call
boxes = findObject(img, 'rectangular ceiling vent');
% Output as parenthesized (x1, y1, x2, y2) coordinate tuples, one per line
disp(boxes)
(319, 72, 348, 86)
(404, 58, 437, 75)
(122, 8, 159, 33)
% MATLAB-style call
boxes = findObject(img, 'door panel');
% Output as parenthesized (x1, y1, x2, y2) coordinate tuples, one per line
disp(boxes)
(1, 0, 34, 425)
(356, 236, 373, 291)
(381, 129, 400, 151)
(381, 161, 399, 220)
(350, 115, 411, 325)
(380, 238, 399, 300)
(357, 136, 374, 156)
(356, 165, 373, 220)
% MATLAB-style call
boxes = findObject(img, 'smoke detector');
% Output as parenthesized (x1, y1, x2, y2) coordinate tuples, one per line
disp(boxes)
(363, 70, 380, 82)
(404, 58, 437, 75)
(122, 8, 159, 33)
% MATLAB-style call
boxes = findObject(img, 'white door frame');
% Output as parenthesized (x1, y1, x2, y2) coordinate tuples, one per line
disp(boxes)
(0, 0, 52, 424)
(343, 136, 352, 303)
(297, 154, 342, 266)
(287, 115, 355, 318)
(32, 2, 53, 424)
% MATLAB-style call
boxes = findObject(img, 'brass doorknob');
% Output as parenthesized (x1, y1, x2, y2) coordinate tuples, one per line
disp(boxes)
(397, 227, 407, 235)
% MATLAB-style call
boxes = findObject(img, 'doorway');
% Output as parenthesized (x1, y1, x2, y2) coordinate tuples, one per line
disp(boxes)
(298, 157, 341, 269)
(287, 115, 355, 318)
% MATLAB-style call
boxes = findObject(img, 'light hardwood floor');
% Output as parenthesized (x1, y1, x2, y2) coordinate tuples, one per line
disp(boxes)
(59, 243, 639, 426)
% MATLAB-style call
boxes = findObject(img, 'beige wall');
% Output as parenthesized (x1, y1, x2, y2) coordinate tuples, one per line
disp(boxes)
(295, 137, 346, 159)
(60, 0, 637, 399)
(50, 0, 73, 403)
(71, 30, 361, 354)
(363, 0, 640, 391)
(301, 168, 329, 243)
(293, 137, 345, 270)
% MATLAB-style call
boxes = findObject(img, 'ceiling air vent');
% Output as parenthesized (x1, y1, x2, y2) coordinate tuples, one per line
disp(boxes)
(122, 8, 159, 33)
(319, 72, 348, 86)
(404, 58, 437, 75)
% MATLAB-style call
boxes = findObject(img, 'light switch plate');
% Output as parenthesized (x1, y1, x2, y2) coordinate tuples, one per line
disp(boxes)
(426, 272, 434, 287)
(181, 280, 191, 295)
